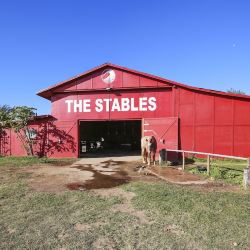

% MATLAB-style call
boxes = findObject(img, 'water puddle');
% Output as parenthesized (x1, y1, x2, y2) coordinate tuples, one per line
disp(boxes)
(67, 161, 130, 190)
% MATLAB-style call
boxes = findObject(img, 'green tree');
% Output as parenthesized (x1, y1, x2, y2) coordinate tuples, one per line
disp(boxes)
(227, 88, 246, 95)
(10, 106, 37, 156)
(0, 105, 12, 132)
(0, 105, 12, 156)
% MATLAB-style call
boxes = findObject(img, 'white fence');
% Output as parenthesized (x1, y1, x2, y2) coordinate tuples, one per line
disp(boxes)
(163, 149, 250, 189)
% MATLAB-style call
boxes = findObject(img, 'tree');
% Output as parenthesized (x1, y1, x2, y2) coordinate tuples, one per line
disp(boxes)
(0, 105, 12, 156)
(0, 105, 12, 131)
(9, 106, 37, 156)
(227, 88, 246, 95)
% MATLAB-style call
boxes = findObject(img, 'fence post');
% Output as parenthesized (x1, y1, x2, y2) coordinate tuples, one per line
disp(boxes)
(207, 155, 211, 175)
(182, 151, 185, 171)
(243, 158, 250, 190)
(247, 158, 250, 168)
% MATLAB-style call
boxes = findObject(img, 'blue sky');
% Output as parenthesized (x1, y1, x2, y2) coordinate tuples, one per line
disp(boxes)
(0, 0, 250, 114)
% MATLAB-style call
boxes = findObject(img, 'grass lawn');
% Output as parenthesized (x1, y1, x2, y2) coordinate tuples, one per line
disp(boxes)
(0, 156, 77, 167)
(186, 157, 247, 185)
(0, 157, 250, 249)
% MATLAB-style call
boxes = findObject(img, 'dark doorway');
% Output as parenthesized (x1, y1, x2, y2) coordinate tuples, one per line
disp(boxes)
(79, 120, 141, 157)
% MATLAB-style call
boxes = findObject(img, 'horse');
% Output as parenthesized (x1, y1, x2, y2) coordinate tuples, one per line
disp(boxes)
(141, 135, 157, 165)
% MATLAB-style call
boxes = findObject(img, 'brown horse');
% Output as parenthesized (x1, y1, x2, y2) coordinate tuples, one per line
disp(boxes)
(141, 135, 157, 165)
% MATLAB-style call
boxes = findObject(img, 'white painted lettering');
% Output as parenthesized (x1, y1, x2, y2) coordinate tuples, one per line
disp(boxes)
(130, 98, 139, 111)
(73, 100, 82, 112)
(121, 98, 130, 111)
(139, 97, 148, 111)
(83, 99, 91, 112)
(103, 99, 112, 111)
(65, 96, 157, 113)
(148, 97, 157, 111)
(111, 98, 121, 111)
(95, 99, 103, 112)
(65, 100, 73, 113)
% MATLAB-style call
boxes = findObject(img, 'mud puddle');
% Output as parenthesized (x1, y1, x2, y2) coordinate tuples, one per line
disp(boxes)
(67, 162, 131, 190)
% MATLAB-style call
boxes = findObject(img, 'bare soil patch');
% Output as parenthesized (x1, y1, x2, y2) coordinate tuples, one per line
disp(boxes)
(93, 187, 152, 224)
(150, 165, 205, 183)
(14, 156, 241, 193)
(22, 158, 160, 193)
(25, 165, 94, 192)
(92, 236, 116, 250)
(164, 224, 185, 236)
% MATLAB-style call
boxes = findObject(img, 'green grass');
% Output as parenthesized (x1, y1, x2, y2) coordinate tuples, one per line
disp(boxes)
(0, 156, 77, 168)
(125, 182, 250, 249)
(1, 158, 250, 249)
(186, 157, 246, 186)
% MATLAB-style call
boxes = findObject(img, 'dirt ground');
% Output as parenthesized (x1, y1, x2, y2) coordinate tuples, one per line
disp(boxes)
(23, 156, 156, 193)
(18, 155, 242, 193)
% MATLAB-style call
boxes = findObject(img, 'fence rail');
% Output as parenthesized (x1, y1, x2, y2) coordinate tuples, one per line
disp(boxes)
(163, 148, 250, 189)
(165, 148, 248, 161)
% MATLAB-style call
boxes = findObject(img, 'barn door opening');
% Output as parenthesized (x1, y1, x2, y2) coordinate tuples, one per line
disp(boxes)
(143, 117, 179, 159)
(79, 120, 141, 157)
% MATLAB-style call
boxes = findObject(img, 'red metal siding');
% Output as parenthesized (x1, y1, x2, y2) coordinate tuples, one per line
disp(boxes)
(177, 88, 250, 157)
(48, 68, 173, 157)
(234, 100, 250, 124)
(49, 121, 78, 158)
(6, 64, 250, 158)
(53, 68, 166, 93)
(195, 126, 213, 153)
(123, 72, 140, 88)
(234, 126, 250, 156)
(214, 98, 233, 125)
(77, 75, 93, 90)
(195, 94, 214, 126)
(0, 129, 11, 156)
(214, 126, 233, 155)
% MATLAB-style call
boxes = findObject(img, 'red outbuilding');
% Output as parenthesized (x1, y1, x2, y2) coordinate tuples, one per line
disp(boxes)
(1, 63, 250, 158)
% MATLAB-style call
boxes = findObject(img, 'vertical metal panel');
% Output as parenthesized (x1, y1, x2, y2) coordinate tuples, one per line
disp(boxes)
(234, 126, 250, 156)
(48, 121, 78, 158)
(139, 76, 158, 87)
(56, 81, 77, 92)
(178, 87, 250, 157)
(195, 126, 213, 153)
(179, 104, 194, 126)
(52, 93, 79, 121)
(10, 129, 26, 156)
(214, 126, 233, 155)
(214, 97, 233, 125)
(180, 126, 194, 150)
(0, 129, 11, 156)
(234, 99, 250, 125)
(122, 72, 140, 88)
(92, 70, 107, 89)
(76, 75, 93, 90)
(179, 88, 194, 104)
(195, 93, 214, 126)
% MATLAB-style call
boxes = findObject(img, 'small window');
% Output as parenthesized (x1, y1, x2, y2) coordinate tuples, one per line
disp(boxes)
(26, 128, 37, 140)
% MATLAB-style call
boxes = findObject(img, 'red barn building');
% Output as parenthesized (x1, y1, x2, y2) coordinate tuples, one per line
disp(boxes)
(1, 63, 250, 158)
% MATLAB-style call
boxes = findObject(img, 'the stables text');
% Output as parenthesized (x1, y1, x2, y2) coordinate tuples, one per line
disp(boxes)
(65, 97, 157, 113)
